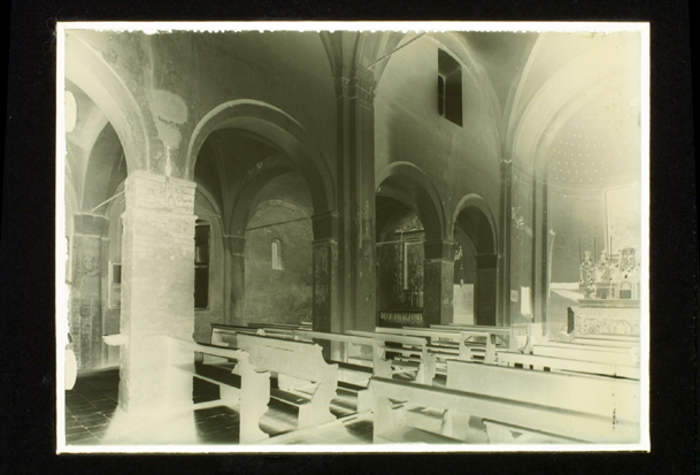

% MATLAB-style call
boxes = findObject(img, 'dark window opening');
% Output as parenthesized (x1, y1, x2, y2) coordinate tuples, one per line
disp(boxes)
(194, 221, 210, 309)
(438, 49, 462, 126)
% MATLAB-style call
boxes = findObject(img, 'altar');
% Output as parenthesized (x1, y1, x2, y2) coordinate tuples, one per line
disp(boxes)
(574, 246, 641, 337)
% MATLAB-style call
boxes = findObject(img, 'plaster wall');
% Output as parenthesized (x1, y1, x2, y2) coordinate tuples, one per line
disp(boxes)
(375, 36, 502, 234)
(244, 204, 313, 325)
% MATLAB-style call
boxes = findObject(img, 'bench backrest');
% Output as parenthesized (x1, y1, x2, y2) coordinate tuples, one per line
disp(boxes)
(495, 350, 640, 380)
(446, 359, 639, 424)
(236, 333, 336, 382)
(370, 375, 639, 443)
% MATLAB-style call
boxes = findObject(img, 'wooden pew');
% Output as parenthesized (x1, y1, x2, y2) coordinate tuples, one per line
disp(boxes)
(210, 323, 260, 347)
(430, 323, 530, 351)
(371, 361, 640, 444)
(166, 336, 272, 443)
(574, 334, 640, 348)
(530, 343, 640, 367)
(290, 330, 386, 412)
(495, 350, 640, 380)
(233, 333, 339, 441)
(378, 325, 505, 365)
(446, 359, 639, 443)
(173, 332, 339, 443)
(344, 330, 437, 385)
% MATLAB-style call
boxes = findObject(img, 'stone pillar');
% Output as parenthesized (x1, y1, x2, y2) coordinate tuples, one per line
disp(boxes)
(475, 253, 499, 326)
(223, 235, 246, 325)
(118, 170, 197, 413)
(70, 214, 108, 370)
(335, 66, 377, 333)
(312, 212, 339, 358)
(423, 239, 455, 325)
(499, 160, 513, 326)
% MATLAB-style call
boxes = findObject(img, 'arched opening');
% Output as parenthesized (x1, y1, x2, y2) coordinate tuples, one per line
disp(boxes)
(453, 202, 498, 326)
(64, 79, 129, 371)
(376, 164, 448, 326)
(376, 196, 426, 327)
(193, 118, 323, 330)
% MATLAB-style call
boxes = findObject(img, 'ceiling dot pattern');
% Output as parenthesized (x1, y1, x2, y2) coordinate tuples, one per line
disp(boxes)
(548, 88, 641, 187)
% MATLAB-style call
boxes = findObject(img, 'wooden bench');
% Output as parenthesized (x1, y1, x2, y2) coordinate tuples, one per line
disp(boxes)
(445, 359, 640, 443)
(171, 333, 338, 443)
(430, 323, 530, 352)
(378, 326, 503, 365)
(530, 344, 640, 367)
(290, 329, 400, 412)
(232, 333, 339, 442)
(495, 350, 640, 380)
(344, 330, 437, 385)
(370, 361, 639, 444)
(574, 334, 640, 348)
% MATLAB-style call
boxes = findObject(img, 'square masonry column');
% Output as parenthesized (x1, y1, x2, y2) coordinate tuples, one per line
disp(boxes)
(118, 170, 197, 413)
(423, 239, 455, 326)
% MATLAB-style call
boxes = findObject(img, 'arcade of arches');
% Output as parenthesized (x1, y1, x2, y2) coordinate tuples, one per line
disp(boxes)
(62, 28, 642, 426)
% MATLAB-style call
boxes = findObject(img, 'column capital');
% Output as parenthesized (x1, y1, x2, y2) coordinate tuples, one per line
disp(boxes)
(223, 234, 247, 255)
(423, 239, 455, 261)
(312, 211, 339, 241)
(335, 67, 376, 103)
(73, 213, 109, 236)
(124, 170, 196, 216)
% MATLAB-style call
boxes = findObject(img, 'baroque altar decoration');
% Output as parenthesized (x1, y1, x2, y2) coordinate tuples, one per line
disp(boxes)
(573, 246, 641, 336)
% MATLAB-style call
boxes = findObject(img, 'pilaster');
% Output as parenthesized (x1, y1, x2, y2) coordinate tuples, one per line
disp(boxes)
(223, 235, 246, 325)
(70, 214, 109, 369)
(422, 239, 455, 325)
(335, 65, 377, 333)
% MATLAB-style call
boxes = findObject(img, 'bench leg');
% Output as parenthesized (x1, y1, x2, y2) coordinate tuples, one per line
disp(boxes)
(356, 388, 372, 413)
(485, 420, 517, 444)
(239, 358, 270, 444)
(373, 347, 393, 379)
(440, 410, 472, 440)
(372, 395, 407, 443)
(416, 353, 437, 385)
(297, 376, 337, 429)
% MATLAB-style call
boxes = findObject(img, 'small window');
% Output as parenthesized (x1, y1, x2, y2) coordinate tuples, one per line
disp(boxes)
(271, 239, 283, 270)
(109, 262, 121, 309)
(194, 221, 210, 309)
(437, 49, 462, 126)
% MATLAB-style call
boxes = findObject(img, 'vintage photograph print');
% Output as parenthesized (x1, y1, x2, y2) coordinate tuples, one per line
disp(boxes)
(56, 22, 649, 453)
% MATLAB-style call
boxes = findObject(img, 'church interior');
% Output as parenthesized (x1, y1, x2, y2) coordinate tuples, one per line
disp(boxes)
(59, 26, 645, 448)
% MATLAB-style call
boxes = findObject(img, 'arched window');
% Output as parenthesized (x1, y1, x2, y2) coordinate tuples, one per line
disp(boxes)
(271, 239, 283, 270)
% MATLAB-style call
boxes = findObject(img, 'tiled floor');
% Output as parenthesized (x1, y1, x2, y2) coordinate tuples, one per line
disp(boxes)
(63, 367, 373, 446)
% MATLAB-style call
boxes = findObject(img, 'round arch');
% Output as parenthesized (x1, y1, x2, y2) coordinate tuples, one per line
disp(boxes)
(227, 166, 298, 237)
(376, 162, 446, 242)
(186, 100, 335, 217)
(451, 194, 498, 255)
(65, 32, 148, 173)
